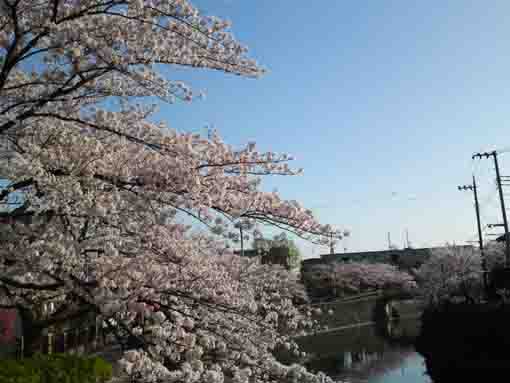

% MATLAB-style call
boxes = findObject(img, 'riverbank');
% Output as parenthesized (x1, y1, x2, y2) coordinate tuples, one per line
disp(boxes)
(307, 293, 423, 336)
(416, 302, 510, 381)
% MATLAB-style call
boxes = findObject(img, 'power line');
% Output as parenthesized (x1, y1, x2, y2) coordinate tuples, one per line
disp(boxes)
(473, 151, 510, 267)
(466, 154, 506, 243)
(478, 185, 501, 227)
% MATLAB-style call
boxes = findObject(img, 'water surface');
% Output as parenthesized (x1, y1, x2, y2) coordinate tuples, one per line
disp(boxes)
(298, 319, 430, 383)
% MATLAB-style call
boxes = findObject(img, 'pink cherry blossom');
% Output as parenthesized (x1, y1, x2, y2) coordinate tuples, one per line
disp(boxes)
(414, 245, 483, 304)
(303, 262, 416, 298)
(0, 2, 343, 382)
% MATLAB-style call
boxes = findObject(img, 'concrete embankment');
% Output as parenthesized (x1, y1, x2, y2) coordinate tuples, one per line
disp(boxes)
(307, 292, 424, 335)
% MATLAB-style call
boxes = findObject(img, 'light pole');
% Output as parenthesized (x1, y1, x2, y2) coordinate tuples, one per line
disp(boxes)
(233, 210, 252, 257)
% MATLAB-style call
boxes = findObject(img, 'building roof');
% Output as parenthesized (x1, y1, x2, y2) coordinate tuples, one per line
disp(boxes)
(301, 245, 474, 272)
(320, 245, 473, 260)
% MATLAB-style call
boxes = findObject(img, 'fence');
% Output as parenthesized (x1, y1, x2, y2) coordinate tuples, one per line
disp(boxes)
(308, 290, 382, 307)
(6, 316, 118, 359)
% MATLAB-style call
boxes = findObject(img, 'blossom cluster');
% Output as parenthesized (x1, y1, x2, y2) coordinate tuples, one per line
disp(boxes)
(303, 262, 416, 298)
(414, 245, 483, 304)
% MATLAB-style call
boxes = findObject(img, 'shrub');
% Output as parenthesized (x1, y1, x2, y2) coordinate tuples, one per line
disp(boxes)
(0, 353, 112, 383)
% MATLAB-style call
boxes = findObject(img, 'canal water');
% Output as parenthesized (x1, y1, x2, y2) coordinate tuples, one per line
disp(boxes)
(297, 319, 431, 383)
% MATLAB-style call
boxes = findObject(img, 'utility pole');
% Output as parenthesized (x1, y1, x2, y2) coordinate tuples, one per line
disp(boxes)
(473, 151, 510, 267)
(458, 175, 488, 290)
(240, 226, 244, 257)
(235, 212, 249, 258)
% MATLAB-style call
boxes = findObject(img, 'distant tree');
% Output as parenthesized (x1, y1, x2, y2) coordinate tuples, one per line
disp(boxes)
(414, 245, 483, 305)
(252, 232, 302, 270)
(480, 241, 510, 299)
(286, 240, 302, 270)
(302, 262, 416, 299)
(484, 241, 505, 270)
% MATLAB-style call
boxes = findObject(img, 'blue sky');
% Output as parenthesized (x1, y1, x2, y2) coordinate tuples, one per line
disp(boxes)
(154, 1, 510, 257)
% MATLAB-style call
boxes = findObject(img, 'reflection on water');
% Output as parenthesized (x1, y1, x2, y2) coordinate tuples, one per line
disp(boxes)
(298, 319, 430, 383)
(370, 354, 430, 383)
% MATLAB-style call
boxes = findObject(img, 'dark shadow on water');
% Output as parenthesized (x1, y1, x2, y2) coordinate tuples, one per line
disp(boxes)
(415, 302, 510, 382)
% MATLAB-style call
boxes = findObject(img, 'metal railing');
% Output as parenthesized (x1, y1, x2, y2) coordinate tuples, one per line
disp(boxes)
(5, 317, 118, 359)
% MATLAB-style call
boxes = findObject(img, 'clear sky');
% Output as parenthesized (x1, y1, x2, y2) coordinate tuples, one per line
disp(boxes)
(154, 1, 510, 258)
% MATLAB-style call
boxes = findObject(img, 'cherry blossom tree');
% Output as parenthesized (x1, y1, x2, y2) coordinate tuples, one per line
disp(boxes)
(0, 1, 343, 382)
(414, 246, 483, 305)
(484, 241, 505, 270)
(303, 263, 416, 299)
